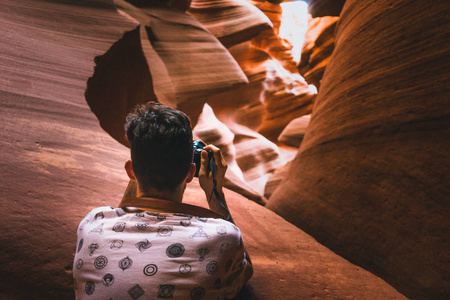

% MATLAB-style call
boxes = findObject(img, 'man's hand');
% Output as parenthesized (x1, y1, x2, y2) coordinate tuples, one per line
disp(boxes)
(198, 145, 231, 219)
(198, 144, 227, 196)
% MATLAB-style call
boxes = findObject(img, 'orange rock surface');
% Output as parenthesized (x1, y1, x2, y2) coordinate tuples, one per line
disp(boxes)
(0, 0, 409, 299)
(307, 0, 346, 18)
(268, 0, 450, 298)
(298, 15, 339, 90)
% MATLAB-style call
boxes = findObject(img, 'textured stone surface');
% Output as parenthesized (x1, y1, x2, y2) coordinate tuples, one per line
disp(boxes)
(188, 0, 272, 48)
(0, 0, 407, 298)
(193, 104, 267, 205)
(258, 61, 316, 141)
(85, 25, 156, 147)
(0, 0, 138, 298)
(298, 16, 339, 90)
(277, 114, 311, 147)
(268, 0, 450, 298)
(86, 0, 255, 146)
(308, 0, 346, 18)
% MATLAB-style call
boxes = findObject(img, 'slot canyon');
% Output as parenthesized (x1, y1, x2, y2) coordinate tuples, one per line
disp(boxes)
(0, 0, 448, 299)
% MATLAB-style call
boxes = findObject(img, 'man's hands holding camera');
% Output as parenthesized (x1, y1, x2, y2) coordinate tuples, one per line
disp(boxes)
(198, 145, 226, 193)
(197, 144, 230, 219)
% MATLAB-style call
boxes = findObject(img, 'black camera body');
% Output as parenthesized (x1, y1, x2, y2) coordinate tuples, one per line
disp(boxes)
(193, 140, 214, 177)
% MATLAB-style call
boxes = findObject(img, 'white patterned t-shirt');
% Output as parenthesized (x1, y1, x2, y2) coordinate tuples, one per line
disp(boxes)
(73, 206, 250, 299)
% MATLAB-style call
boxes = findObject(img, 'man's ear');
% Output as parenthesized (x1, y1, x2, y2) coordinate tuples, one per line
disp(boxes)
(125, 159, 137, 181)
(185, 163, 196, 184)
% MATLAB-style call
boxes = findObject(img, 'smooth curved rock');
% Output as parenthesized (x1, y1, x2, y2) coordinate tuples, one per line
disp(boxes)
(307, 0, 346, 18)
(0, 0, 139, 298)
(258, 60, 316, 141)
(188, 0, 272, 48)
(298, 15, 339, 90)
(277, 114, 311, 147)
(1, 1, 408, 299)
(86, 0, 253, 146)
(193, 104, 267, 205)
(250, 0, 298, 73)
(85, 26, 157, 147)
(268, 0, 450, 298)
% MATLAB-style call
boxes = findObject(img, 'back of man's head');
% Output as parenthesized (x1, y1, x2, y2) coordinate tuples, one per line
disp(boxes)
(125, 102, 193, 192)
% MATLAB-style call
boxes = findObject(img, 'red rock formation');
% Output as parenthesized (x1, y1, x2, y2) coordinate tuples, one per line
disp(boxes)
(250, 0, 298, 73)
(277, 114, 311, 147)
(0, 1, 410, 299)
(258, 60, 316, 141)
(188, 0, 272, 48)
(307, 0, 346, 18)
(268, 0, 450, 298)
(298, 15, 339, 90)
(193, 104, 267, 204)
(0, 1, 139, 298)
(86, 0, 261, 147)
(85, 26, 157, 147)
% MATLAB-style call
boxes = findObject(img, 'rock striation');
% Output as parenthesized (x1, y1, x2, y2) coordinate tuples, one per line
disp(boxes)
(258, 60, 316, 141)
(268, 0, 450, 298)
(307, 0, 346, 18)
(298, 15, 339, 90)
(0, 0, 409, 299)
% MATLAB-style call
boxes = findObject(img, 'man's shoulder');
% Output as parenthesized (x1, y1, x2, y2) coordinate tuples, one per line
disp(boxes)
(77, 206, 240, 234)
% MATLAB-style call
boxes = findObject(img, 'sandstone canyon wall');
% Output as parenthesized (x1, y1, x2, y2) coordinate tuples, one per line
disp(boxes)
(268, 0, 450, 299)
(0, 0, 407, 299)
(307, 0, 345, 18)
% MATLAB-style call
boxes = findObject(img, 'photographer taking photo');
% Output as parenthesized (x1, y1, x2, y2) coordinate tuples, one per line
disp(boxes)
(73, 102, 252, 299)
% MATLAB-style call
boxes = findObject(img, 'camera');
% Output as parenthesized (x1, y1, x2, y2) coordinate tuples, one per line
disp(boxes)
(193, 140, 214, 177)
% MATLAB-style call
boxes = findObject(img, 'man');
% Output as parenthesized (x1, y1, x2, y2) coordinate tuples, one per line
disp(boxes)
(73, 102, 252, 299)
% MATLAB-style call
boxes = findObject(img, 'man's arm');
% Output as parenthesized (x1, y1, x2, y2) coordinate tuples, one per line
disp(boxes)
(198, 145, 253, 285)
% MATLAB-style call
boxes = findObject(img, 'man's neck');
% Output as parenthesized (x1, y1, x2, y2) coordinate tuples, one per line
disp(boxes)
(137, 185, 184, 203)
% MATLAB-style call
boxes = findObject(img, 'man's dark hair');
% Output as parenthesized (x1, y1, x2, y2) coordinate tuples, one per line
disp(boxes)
(125, 102, 193, 191)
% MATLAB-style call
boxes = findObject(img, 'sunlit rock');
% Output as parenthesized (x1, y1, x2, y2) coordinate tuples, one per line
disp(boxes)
(258, 60, 316, 141)
(250, 0, 298, 73)
(298, 15, 339, 90)
(194, 104, 284, 204)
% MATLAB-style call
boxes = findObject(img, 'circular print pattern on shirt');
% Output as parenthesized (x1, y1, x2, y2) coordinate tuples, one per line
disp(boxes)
(75, 259, 83, 269)
(143, 264, 158, 276)
(112, 221, 126, 232)
(102, 273, 115, 286)
(119, 256, 133, 271)
(85, 281, 95, 295)
(157, 226, 173, 237)
(94, 256, 108, 269)
(166, 243, 185, 258)
(179, 264, 192, 274)
(206, 261, 219, 275)
(190, 287, 206, 300)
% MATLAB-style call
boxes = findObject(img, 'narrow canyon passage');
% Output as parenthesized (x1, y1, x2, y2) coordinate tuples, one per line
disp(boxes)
(0, 0, 448, 299)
